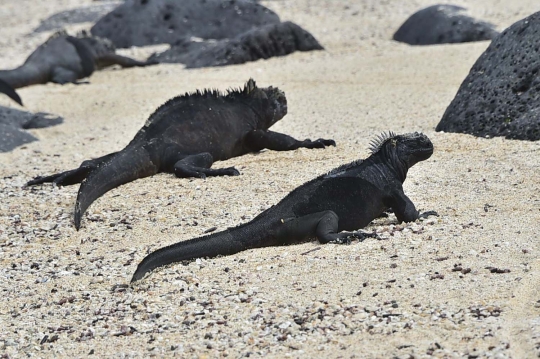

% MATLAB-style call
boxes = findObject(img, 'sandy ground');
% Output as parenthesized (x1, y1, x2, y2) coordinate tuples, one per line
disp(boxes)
(0, 0, 539, 358)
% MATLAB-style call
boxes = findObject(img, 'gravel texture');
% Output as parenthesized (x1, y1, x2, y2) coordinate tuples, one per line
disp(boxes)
(0, 0, 539, 358)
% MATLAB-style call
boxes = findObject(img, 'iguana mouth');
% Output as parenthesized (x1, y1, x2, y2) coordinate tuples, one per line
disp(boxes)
(414, 143, 434, 161)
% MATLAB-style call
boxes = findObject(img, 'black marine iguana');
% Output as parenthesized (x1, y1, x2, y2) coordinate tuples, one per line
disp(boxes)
(0, 31, 156, 100)
(131, 132, 437, 282)
(27, 79, 335, 230)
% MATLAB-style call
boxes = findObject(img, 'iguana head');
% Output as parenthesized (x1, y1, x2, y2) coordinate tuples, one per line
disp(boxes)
(75, 30, 116, 62)
(242, 79, 287, 128)
(370, 131, 433, 168)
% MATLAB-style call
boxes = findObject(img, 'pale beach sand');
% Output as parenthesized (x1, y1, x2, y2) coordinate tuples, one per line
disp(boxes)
(0, 0, 539, 358)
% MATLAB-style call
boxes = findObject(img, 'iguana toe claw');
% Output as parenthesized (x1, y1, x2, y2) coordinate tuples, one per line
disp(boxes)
(26, 176, 46, 186)
(315, 138, 336, 147)
(226, 167, 240, 176)
(330, 237, 352, 245)
(53, 174, 68, 186)
(419, 210, 439, 219)
(325, 139, 337, 147)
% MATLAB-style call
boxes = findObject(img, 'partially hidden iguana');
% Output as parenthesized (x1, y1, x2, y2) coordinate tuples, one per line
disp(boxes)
(27, 79, 336, 230)
(0, 31, 156, 102)
(131, 132, 438, 282)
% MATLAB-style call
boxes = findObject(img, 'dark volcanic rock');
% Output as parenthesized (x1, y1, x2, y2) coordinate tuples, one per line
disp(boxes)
(91, 0, 280, 48)
(436, 12, 540, 141)
(149, 21, 323, 68)
(393, 5, 498, 45)
(33, 3, 120, 33)
(0, 107, 63, 152)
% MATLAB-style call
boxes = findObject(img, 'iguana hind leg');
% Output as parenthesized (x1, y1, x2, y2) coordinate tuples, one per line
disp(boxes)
(51, 66, 80, 84)
(27, 152, 118, 186)
(173, 152, 240, 179)
(276, 210, 378, 246)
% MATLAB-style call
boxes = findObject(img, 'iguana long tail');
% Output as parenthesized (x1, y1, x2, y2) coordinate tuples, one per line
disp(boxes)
(75, 147, 158, 230)
(0, 78, 22, 106)
(0, 66, 47, 89)
(131, 219, 279, 282)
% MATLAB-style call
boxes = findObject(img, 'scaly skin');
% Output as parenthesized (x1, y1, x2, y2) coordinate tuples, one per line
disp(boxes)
(0, 32, 156, 103)
(131, 132, 438, 282)
(27, 79, 336, 230)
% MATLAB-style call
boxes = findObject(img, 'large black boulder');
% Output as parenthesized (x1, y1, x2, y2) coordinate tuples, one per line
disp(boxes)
(33, 3, 120, 33)
(149, 21, 323, 68)
(0, 106, 63, 152)
(393, 5, 498, 45)
(436, 11, 540, 141)
(91, 0, 280, 48)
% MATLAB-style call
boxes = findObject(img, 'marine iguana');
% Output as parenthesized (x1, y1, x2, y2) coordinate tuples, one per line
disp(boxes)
(0, 31, 156, 97)
(131, 132, 437, 282)
(27, 79, 335, 230)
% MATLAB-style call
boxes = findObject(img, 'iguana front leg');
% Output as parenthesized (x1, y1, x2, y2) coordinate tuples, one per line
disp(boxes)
(173, 152, 240, 179)
(96, 54, 158, 69)
(27, 152, 118, 186)
(244, 130, 336, 151)
(274, 210, 378, 246)
(389, 190, 438, 223)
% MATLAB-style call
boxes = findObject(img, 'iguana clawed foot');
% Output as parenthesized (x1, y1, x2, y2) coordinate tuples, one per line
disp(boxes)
(419, 210, 439, 219)
(174, 165, 240, 179)
(329, 230, 380, 245)
(300, 138, 336, 149)
(26, 153, 116, 187)
(27, 164, 96, 187)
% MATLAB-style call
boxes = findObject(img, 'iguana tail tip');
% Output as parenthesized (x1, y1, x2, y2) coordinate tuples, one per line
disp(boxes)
(74, 203, 82, 230)
(131, 266, 145, 283)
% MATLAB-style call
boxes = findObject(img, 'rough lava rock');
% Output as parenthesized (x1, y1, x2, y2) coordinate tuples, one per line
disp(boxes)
(33, 2, 121, 33)
(91, 0, 280, 48)
(149, 21, 323, 68)
(393, 5, 498, 45)
(436, 11, 540, 141)
(0, 106, 63, 152)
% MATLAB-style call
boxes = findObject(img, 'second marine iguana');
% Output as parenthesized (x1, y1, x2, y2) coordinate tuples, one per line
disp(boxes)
(27, 79, 335, 230)
(0, 31, 156, 98)
(131, 132, 438, 282)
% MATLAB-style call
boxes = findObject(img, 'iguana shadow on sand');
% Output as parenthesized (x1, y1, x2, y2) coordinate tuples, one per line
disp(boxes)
(27, 79, 336, 230)
(131, 132, 438, 283)
(0, 31, 157, 105)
